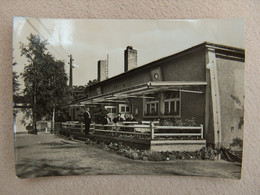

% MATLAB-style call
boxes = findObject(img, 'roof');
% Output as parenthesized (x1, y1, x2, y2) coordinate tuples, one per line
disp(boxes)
(71, 81, 207, 106)
(87, 42, 245, 90)
(71, 42, 245, 105)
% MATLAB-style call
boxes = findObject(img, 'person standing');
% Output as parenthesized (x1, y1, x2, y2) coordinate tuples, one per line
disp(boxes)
(83, 109, 91, 136)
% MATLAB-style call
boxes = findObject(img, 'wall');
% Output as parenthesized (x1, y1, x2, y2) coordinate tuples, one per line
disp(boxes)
(131, 98, 144, 122)
(161, 48, 206, 82)
(89, 47, 206, 97)
(181, 91, 205, 126)
(89, 70, 151, 97)
(89, 47, 207, 125)
(217, 57, 244, 149)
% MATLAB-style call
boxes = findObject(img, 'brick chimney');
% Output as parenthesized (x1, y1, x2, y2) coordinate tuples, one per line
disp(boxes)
(124, 46, 137, 72)
(97, 60, 107, 82)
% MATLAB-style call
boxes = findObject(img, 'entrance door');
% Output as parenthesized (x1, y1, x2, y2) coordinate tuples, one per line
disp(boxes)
(105, 106, 117, 120)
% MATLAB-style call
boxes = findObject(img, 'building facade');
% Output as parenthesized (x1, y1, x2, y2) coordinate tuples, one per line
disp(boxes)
(72, 42, 245, 149)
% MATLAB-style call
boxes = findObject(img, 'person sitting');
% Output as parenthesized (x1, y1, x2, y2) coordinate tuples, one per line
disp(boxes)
(102, 115, 108, 125)
(125, 114, 131, 121)
(120, 113, 126, 121)
(113, 116, 118, 124)
(105, 115, 112, 124)
(130, 114, 136, 121)
(113, 113, 124, 124)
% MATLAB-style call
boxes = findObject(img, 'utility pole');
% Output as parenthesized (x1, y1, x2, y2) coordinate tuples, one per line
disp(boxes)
(69, 54, 74, 88)
(106, 54, 109, 79)
(68, 54, 74, 121)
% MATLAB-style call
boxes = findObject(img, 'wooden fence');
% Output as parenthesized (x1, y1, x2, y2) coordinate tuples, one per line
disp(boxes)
(59, 121, 203, 140)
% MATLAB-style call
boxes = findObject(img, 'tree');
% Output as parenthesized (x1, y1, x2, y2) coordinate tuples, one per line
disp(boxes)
(87, 79, 98, 86)
(12, 62, 20, 95)
(72, 85, 88, 100)
(13, 62, 20, 118)
(21, 34, 68, 132)
(90, 106, 108, 124)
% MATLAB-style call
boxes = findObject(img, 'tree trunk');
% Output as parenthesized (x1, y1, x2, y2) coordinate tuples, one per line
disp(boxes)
(52, 106, 55, 134)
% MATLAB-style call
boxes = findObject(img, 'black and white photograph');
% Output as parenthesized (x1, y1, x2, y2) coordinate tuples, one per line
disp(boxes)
(12, 17, 244, 179)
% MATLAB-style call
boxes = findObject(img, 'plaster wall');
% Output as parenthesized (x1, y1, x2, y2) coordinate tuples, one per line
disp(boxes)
(216, 57, 244, 149)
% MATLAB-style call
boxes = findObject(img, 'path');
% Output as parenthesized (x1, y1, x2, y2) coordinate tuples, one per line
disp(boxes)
(15, 133, 241, 179)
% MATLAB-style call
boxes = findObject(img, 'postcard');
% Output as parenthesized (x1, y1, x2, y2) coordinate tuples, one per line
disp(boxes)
(13, 18, 244, 179)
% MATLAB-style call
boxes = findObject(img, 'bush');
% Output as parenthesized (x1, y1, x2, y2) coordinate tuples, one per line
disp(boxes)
(230, 137, 243, 148)
(90, 106, 108, 124)
(199, 147, 217, 160)
(81, 137, 219, 161)
(160, 117, 197, 126)
(147, 152, 164, 161)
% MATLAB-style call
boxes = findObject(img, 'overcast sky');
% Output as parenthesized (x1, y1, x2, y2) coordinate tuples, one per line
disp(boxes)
(13, 18, 244, 88)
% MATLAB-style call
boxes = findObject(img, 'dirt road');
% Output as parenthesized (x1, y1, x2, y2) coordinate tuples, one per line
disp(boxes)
(14, 133, 241, 179)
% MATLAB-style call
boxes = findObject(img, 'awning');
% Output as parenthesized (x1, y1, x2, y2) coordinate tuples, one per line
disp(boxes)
(71, 81, 207, 106)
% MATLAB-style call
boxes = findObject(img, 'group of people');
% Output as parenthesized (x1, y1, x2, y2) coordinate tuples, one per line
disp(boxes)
(82, 108, 136, 137)
(103, 113, 136, 125)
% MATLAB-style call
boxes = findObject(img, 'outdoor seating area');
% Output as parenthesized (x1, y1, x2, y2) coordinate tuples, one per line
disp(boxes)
(59, 121, 206, 151)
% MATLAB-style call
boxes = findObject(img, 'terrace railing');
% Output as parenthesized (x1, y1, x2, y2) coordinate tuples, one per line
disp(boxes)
(60, 121, 203, 140)
(92, 123, 151, 138)
(60, 121, 85, 135)
(151, 124, 204, 139)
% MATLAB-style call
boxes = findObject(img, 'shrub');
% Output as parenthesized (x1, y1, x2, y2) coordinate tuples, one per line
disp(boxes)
(230, 137, 243, 148)
(200, 147, 217, 160)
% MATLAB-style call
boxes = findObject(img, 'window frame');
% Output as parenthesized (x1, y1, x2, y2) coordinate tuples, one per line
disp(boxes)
(143, 94, 159, 117)
(163, 91, 181, 117)
(119, 104, 131, 114)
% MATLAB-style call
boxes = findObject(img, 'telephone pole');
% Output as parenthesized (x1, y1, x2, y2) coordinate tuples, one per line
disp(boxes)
(68, 54, 74, 88)
(106, 54, 109, 79)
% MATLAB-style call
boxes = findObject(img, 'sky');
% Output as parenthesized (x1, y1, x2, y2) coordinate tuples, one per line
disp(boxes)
(12, 17, 244, 88)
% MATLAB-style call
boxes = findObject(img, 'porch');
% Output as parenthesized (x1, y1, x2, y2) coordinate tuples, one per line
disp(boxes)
(58, 121, 206, 152)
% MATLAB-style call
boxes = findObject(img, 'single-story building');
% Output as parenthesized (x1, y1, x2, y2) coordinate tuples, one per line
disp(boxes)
(70, 42, 245, 150)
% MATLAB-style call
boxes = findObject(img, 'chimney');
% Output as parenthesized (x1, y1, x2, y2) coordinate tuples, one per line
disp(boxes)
(124, 46, 137, 72)
(97, 60, 107, 82)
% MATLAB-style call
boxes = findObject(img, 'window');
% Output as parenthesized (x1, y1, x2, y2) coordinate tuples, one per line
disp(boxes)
(119, 104, 130, 113)
(107, 107, 117, 113)
(105, 106, 117, 120)
(112, 108, 117, 113)
(144, 94, 159, 116)
(164, 91, 180, 116)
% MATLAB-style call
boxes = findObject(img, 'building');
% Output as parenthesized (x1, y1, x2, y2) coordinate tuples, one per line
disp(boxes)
(71, 42, 245, 150)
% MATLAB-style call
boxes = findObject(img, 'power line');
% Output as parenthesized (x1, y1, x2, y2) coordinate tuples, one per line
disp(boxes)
(36, 18, 70, 57)
(26, 19, 66, 61)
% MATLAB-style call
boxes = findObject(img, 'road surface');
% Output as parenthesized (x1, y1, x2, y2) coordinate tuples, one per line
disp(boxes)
(14, 133, 241, 179)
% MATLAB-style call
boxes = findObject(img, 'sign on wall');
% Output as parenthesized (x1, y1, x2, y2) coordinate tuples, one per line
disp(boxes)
(150, 67, 163, 81)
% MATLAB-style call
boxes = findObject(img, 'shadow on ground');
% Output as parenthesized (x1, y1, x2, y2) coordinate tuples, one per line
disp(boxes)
(16, 158, 93, 178)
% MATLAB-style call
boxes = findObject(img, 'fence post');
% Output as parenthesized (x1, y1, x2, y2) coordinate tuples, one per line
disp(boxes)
(81, 123, 84, 134)
(60, 122, 62, 132)
(93, 123, 95, 134)
(150, 122, 154, 140)
(115, 123, 118, 136)
(200, 124, 203, 139)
